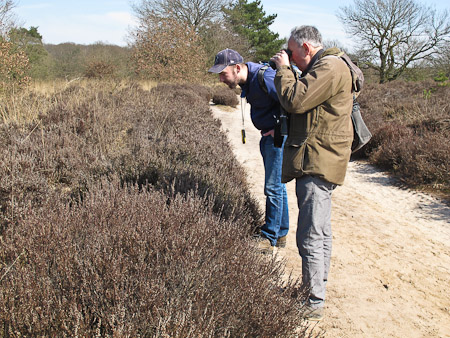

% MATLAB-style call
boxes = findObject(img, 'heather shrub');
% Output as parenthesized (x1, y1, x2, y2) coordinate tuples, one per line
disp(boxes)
(155, 82, 212, 103)
(114, 83, 261, 225)
(0, 81, 261, 232)
(357, 80, 450, 198)
(0, 178, 306, 337)
(0, 83, 126, 231)
(212, 85, 240, 107)
(1, 81, 315, 336)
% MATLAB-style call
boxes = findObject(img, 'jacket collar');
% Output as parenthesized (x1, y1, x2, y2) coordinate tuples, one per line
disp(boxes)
(301, 49, 325, 77)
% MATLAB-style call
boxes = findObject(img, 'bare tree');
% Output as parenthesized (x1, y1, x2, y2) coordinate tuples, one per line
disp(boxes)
(132, 0, 227, 30)
(0, 0, 16, 37)
(433, 41, 450, 76)
(323, 39, 350, 54)
(338, 0, 450, 83)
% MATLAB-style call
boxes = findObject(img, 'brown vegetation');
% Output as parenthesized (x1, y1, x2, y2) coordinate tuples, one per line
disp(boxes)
(43, 43, 132, 80)
(357, 80, 450, 200)
(212, 85, 240, 107)
(132, 17, 208, 82)
(84, 60, 115, 79)
(0, 82, 311, 337)
(0, 40, 30, 96)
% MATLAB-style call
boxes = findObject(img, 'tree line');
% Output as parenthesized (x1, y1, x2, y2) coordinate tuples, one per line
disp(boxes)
(1, 0, 449, 88)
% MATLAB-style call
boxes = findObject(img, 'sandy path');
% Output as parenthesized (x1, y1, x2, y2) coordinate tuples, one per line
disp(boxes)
(211, 100, 450, 338)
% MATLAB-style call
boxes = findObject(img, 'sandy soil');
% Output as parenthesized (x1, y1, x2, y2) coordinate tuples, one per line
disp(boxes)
(211, 100, 450, 338)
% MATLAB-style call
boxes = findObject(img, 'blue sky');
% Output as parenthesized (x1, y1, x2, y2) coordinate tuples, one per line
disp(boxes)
(13, 0, 449, 49)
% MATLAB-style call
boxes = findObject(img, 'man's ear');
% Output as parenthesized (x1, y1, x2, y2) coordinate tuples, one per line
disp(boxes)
(303, 42, 310, 55)
(235, 64, 241, 73)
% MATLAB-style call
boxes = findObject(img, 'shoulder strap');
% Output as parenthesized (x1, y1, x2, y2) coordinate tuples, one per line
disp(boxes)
(257, 65, 269, 94)
(339, 53, 364, 93)
(322, 52, 364, 93)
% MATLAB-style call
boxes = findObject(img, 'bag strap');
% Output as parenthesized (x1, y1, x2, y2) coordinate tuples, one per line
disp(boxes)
(338, 52, 364, 93)
(322, 53, 364, 93)
(257, 65, 269, 94)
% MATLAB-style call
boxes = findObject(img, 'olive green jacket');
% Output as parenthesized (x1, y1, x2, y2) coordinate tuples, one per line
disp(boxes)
(274, 48, 353, 185)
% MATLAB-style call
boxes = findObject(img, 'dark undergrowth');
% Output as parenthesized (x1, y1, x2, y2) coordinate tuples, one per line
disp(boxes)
(0, 82, 314, 337)
(212, 85, 240, 107)
(356, 80, 449, 202)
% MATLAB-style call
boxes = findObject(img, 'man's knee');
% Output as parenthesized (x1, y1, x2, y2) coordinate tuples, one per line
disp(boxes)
(297, 235, 323, 258)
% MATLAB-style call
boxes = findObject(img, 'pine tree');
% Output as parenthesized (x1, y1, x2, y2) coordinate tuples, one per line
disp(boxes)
(8, 26, 50, 79)
(223, 0, 285, 62)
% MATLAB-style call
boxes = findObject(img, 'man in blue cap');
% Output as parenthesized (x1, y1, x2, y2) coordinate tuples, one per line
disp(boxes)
(209, 49, 289, 253)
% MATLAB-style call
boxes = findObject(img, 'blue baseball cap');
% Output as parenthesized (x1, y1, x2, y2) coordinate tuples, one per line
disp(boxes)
(208, 49, 244, 73)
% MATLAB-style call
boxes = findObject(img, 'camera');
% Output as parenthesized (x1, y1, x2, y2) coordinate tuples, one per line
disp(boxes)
(273, 107, 289, 147)
(269, 49, 292, 70)
(279, 110, 289, 136)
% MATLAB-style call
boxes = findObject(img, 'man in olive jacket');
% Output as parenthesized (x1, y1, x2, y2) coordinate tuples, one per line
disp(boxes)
(270, 25, 353, 321)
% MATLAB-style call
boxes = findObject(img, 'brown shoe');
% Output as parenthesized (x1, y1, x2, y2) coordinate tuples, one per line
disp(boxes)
(252, 235, 274, 254)
(276, 235, 287, 248)
(302, 306, 324, 322)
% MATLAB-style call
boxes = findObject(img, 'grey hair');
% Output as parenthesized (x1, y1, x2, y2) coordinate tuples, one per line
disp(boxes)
(290, 25, 323, 48)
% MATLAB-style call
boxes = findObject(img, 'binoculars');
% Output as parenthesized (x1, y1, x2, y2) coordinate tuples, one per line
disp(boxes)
(269, 49, 292, 70)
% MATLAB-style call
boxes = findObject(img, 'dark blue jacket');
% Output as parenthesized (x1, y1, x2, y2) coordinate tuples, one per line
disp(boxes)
(240, 62, 280, 133)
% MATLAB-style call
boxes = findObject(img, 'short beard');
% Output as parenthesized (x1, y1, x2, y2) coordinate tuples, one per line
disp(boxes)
(228, 81, 238, 89)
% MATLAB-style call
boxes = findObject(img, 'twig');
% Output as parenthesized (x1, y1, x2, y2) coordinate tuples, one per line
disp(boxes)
(21, 121, 41, 144)
(0, 250, 25, 283)
(65, 77, 82, 87)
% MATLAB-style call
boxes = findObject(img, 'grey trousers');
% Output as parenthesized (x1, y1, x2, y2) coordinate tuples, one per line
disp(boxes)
(296, 175, 336, 309)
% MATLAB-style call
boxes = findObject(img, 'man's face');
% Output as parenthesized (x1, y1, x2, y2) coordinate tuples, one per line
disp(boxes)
(288, 37, 309, 72)
(219, 65, 239, 89)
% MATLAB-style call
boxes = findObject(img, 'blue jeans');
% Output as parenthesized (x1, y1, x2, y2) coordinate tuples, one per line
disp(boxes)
(296, 175, 336, 309)
(259, 135, 289, 246)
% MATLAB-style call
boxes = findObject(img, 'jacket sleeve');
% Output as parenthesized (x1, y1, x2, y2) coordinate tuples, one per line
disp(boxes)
(274, 60, 339, 114)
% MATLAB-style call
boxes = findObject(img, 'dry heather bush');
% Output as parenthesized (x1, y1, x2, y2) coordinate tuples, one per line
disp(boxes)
(156, 82, 212, 102)
(0, 83, 124, 233)
(1, 178, 306, 337)
(212, 86, 240, 107)
(1, 81, 314, 336)
(357, 80, 449, 198)
(117, 83, 261, 226)
(0, 81, 261, 232)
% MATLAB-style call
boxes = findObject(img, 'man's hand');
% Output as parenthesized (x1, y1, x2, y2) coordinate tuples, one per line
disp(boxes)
(262, 129, 274, 138)
(270, 50, 290, 69)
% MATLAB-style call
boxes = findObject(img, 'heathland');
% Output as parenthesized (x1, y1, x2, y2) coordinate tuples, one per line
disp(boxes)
(0, 77, 448, 336)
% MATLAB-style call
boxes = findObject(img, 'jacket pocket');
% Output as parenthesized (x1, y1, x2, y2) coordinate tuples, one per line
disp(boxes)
(282, 142, 307, 181)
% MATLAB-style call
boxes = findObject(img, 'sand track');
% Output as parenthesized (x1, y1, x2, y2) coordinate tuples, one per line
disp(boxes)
(211, 101, 450, 338)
